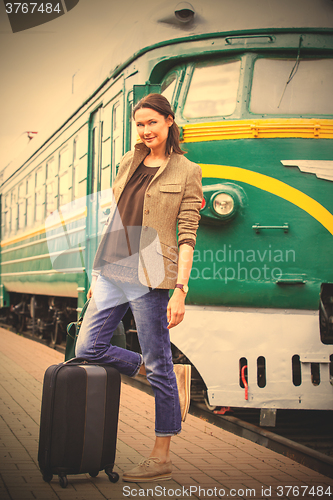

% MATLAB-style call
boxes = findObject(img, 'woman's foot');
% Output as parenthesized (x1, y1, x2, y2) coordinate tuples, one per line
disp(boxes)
(174, 364, 191, 421)
(122, 457, 172, 482)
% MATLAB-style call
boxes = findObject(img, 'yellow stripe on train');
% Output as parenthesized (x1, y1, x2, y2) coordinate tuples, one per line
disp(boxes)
(183, 119, 333, 141)
(200, 164, 333, 236)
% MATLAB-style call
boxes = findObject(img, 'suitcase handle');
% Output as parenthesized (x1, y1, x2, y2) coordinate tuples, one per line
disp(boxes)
(63, 357, 90, 365)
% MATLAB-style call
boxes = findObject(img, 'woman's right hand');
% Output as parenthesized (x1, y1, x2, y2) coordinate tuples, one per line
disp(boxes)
(87, 275, 98, 299)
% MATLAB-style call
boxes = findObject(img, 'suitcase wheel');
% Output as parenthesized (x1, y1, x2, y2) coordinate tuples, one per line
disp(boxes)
(106, 471, 119, 483)
(42, 472, 53, 483)
(58, 475, 68, 488)
(89, 471, 99, 478)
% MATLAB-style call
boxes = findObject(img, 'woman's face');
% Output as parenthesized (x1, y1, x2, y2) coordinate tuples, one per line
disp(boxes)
(134, 107, 173, 154)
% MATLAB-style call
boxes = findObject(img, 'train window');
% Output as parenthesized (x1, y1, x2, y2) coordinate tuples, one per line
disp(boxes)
(26, 176, 34, 227)
(59, 147, 70, 172)
(73, 136, 84, 200)
(11, 190, 17, 232)
(257, 356, 266, 388)
(35, 166, 45, 222)
(161, 72, 177, 105)
(46, 158, 57, 216)
(59, 171, 71, 207)
(91, 126, 99, 195)
(130, 100, 138, 150)
(18, 182, 26, 230)
(46, 157, 56, 179)
(183, 60, 241, 118)
(101, 115, 112, 197)
(73, 137, 78, 164)
(112, 102, 123, 175)
(3, 194, 10, 235)
(59, 146, 71, 207)
(46, 183, 56, 215)
(101, 110, 111, 195)
(292, 355, 302, 386)
(250, 58, 333, 115)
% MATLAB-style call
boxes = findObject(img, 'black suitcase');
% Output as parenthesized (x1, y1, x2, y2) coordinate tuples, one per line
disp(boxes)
(38, 360, 121, 488)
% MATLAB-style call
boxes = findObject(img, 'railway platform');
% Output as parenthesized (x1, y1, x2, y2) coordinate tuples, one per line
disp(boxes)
(0, 327, 332, 500)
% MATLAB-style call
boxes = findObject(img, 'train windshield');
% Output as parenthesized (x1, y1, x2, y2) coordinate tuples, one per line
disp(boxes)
(250, 58, 333, 115)
(161, 72, 177, 104)
(183, 60, 241, 118)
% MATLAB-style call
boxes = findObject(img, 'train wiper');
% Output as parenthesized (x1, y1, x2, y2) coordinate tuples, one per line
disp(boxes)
(278, 35, 303, 109)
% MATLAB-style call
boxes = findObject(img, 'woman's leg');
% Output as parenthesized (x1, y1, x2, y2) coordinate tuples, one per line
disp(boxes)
(150, 436, 172, 462)
(121, 287, 180, 482)
(128, 287, 181, 441)
(75, 275, 142, 377)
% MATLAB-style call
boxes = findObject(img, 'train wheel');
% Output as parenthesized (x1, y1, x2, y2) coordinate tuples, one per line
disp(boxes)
(18, 314, 26, 333)
(50, 321, 59, 349)
(29, 296, 41, 337)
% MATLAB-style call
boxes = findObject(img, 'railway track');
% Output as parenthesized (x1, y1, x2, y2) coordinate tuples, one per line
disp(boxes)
(4, 325, 333, 480)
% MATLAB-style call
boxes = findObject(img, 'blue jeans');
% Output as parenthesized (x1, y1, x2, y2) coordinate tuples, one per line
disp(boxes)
(75, 275, 181, 436)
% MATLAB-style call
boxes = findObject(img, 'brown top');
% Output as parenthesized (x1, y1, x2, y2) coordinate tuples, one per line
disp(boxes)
(118, 162, 159, 231)
(117, 161, 195, 250)
(99, 161, 159, 265)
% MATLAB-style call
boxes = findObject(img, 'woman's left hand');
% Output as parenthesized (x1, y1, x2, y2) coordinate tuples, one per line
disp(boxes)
(167, 289, 186, 329)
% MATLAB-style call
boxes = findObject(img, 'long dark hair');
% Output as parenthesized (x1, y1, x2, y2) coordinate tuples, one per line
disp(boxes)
(133, 93, 184, 156)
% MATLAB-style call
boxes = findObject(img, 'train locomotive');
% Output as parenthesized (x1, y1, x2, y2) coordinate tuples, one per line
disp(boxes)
(1, 0, 333, 418)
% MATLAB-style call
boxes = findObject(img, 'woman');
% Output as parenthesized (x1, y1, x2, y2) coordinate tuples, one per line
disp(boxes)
(76, 93, 202, 482)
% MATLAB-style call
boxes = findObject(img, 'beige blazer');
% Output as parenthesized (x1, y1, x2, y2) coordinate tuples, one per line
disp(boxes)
(93, 143, 203, 289)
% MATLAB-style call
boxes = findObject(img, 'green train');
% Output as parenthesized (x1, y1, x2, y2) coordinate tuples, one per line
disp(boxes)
(1, 0, 333, 415)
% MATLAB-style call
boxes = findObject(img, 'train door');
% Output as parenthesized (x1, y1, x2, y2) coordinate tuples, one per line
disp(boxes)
(86, 107, 103, 284)
(85, 94, 124, 286)
(0, 194, 9, 308)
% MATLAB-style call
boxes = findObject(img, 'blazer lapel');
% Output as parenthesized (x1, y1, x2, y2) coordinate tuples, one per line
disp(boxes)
(148, 148, 175, 188)
(118, 143, 174, 198)
(150, 154, 171, 184)
(126, 143, 149, 179)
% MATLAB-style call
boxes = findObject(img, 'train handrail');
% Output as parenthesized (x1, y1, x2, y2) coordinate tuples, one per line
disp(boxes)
(241, 365, 248, 400)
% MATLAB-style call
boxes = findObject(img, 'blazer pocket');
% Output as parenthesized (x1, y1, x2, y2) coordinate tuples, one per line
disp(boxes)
(159, 184, 182, 193)
(156, 242, 178, 263)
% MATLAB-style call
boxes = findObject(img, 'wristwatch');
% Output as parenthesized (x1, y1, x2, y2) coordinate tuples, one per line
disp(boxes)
(175, 283, 189, 295)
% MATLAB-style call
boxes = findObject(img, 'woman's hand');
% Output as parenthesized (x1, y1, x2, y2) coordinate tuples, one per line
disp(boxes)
(87, 275, 98, 299)
(167, 288, 186, 329)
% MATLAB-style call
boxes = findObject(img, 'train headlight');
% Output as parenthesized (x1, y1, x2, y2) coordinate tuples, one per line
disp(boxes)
(200, 183, 246, 225)
(212, 193, 234, 216)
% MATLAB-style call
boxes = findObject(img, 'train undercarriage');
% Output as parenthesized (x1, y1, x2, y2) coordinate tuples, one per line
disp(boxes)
(1, 284, 333, 419)
(1, 292, 77, 348)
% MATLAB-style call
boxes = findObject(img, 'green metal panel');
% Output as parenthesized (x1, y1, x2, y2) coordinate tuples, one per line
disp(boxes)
(133, 83, 161, 105)
(184, 138, 333, 310)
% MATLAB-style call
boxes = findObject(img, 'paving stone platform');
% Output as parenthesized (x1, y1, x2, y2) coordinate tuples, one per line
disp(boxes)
(0, 327, 332, 499)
